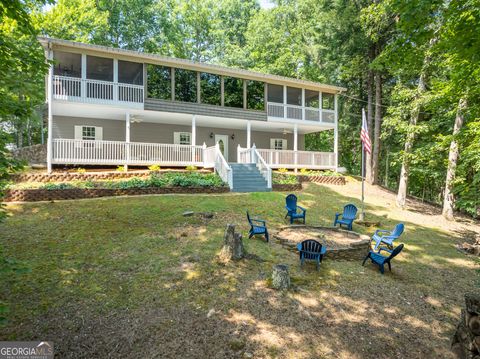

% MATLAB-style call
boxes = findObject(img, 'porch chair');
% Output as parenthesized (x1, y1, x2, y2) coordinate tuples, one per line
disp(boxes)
(371, 223, 405, 251)
(247, 211, 269, 242)
(285, 194, 306, 224)
(297, 239, 327, 271)
(362, 244, 404, 274)
(333, 204, 357, 231)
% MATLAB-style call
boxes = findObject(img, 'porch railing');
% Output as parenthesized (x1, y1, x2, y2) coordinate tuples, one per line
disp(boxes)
(257, 148, 336, 169)
(52, 139, 204, 166)
(267, 102, 335, 124)
(53, 75, 144, 107)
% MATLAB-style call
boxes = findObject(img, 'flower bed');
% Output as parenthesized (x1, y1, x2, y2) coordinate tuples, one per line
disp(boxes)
(4, 172, 228, 202)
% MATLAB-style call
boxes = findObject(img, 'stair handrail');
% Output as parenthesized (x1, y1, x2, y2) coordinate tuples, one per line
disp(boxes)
(251, 144, 272, 189)
(215, 143, 233, 189)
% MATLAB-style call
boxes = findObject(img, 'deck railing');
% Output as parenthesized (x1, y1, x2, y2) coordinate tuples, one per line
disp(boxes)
(257, 148, 336, 169)
(267, 102, 335, 124)
(52, 139, 204, 166)
(53, 75, 144, 107)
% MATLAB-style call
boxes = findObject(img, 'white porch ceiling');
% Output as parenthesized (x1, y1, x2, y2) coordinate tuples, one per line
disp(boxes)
(52, 101, 332, 134)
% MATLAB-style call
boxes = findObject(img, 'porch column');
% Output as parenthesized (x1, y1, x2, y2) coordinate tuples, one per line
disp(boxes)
(191, 115, 196, 164)
(81, 54, 86, 98)
(334, 94, 339, 171)
(293, 124, 298, 173)
(113, 59, 118, 102)
(125, 112, 130, 171)
(283, 85, 287, 119)
(246, 120, 251, 149)
(47, 47, 53, 174)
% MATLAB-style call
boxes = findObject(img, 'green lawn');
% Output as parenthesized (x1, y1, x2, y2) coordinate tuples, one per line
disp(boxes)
(0, 182, 477, 358)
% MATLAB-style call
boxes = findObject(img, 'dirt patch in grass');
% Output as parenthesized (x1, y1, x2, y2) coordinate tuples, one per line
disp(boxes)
(275, 226, 367, 249)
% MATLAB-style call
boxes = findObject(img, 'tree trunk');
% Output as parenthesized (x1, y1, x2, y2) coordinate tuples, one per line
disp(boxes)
(272, 264, 290, 290)
(365, 57, 374, 183)
(442, 97, 467, 220)
(372, 71, 382, 184)
(219, 224, 244, 262)
(396, 37, 436, 208)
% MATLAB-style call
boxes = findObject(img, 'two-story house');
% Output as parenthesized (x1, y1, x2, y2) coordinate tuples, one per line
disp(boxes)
(40, 37, 345, 191)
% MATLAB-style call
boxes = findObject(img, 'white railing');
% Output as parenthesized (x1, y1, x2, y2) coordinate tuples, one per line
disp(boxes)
(203, 145, 217, 168)
(213, 143, 233, 189)
(52, 139, 204, 166)
(267, 102, 335, 124)
(53, 75, 144, 108)
(237, 145, 272, 189)
(257, 148, 336, 170)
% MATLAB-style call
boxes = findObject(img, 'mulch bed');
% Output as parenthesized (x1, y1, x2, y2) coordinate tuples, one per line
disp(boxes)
(297, 175, 346, 185)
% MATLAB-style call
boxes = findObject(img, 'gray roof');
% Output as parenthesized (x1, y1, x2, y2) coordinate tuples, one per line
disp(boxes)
(39, 37, 347, 93)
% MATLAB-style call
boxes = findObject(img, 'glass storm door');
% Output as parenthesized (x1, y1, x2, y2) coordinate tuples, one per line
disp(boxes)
(214, 134, 229, 161)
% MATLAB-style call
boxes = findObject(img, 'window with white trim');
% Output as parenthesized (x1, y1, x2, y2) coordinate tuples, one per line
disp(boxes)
(174, 132, 191, 145)
(82, 126, 96, 140)
(270, 138, 287, 150)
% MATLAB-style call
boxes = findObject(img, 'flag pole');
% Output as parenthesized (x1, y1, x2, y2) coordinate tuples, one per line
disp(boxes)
(360, 108, 366, 221)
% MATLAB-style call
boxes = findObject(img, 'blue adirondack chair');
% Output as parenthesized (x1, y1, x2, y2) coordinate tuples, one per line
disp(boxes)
(247, 211, 269, 242)
(362, 244, 404, 274)
(297, 239, 327, 270)
(372, 223, 405, 251)
(333, 204, 357, 230)
(285, 194, 306, 224)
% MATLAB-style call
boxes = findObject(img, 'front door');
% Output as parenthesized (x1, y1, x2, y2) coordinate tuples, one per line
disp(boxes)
(215, 134, 229, 161)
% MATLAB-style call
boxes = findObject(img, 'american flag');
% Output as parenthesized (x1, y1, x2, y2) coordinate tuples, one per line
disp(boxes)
(361, 108, 372, 154)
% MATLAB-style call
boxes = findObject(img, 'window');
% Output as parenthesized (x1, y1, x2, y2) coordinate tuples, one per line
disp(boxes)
(287, 87, 302, 106)
(175, 69, 197, 103)
(74, 126, 103, 141)
(270, 138, 287, 150)
(305, 89, 319, 108)
(322, 93, 335, 110)
(174, 132, 191, 145)
(147, 64, 171, 100)
(118, 60, 143, 85)
(86, 56, 113, 81)
(53, 51, 81, 78)
(247, 81, 264, 110)
(267, 84, 283, 103)
(223, 76, 243, 108)
(200, 72, 221, 105)
(82, 126, 96, 140)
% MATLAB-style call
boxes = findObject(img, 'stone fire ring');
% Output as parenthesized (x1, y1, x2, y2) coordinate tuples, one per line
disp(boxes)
(273, 225, 371, 261)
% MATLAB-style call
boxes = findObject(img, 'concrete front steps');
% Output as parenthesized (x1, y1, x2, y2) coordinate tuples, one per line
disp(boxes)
(229, 163, 271, 193)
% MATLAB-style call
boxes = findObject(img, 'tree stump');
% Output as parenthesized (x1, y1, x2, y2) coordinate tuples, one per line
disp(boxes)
(272, 264, 290, 290)
(219, 224, 244, 262)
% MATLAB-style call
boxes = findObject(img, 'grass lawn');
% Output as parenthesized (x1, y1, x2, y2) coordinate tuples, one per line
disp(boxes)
(0, 181, 478, 358)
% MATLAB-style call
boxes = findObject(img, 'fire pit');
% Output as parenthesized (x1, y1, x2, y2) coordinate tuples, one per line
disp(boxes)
(273, 225, 371, 261)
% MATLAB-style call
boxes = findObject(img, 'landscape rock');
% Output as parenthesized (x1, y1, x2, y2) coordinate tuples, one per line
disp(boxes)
(183, 211, 194, 217)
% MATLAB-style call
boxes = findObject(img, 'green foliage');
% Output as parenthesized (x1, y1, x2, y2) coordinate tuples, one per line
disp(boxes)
(185, 165, 198, 171)
(272, 173, 298, 185)
(104, 172, 225, 189)
(277, 168, 288, 173)
(41, 182, 75, 190)
(116, 165, 126, 172)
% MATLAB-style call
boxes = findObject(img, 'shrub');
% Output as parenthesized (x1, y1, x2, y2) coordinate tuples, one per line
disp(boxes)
(277, 168, 288, 173)
(300, 168, 310, 174)
(76, 167, 86, 173)
(41, 183, 75, 190)
(148, 164, 161, 172)
(273, 173, 298, 185)
(116, 165, 126, 172)
(185, 165, 198, 171)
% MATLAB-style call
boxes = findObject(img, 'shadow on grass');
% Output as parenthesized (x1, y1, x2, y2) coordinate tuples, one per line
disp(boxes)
(0, 185, 477, 358)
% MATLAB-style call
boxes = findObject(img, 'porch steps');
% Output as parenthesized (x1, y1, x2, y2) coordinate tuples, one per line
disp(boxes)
(230, 163, 270, 193)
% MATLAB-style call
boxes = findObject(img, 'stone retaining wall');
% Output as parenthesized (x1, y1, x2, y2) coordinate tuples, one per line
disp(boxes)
(4, 186, 229, 202)
(11, 170, 211, 183)
(272, 183, 303, 192)
(11, 144, 47, 164)
(298, 175, 346, 185)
